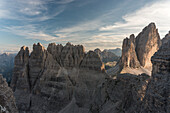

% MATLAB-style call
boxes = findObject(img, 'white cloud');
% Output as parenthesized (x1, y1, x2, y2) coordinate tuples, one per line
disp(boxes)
(0, 0, 74, 21)
(54, 19, 106, 43)
(100, 0, 170, 38)
(1, 25, 58, 41)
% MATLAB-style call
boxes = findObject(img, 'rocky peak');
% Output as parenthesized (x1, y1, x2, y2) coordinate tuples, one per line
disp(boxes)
(162, 31, 170, 44)
(48, 42, 85, 67)
(94, 48, 101, 56)
(121, 34, 141, 68)
(151, 40, 170, 75)
(47, 43, 63, 65)
(129, 34, 135, 45)
(14, 46, 29, 67)
(135, 22, 161, 67)
(108, 23, 161, 76)
(10, 46, 29, 91)
(66, 42, 72, 46)
(32, 43, 45, 54)
(80, 51, 105, 72)
(11, 43, 106, 112)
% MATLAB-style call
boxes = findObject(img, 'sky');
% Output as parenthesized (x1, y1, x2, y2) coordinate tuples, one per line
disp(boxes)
(0, 0, 170, 53)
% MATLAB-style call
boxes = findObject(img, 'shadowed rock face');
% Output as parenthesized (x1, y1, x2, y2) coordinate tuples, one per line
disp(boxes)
(121, 34, 141, 68)
(10, 42, 153, 113)
(0, 74, 18, 113)
(10, 38, 169, 113)
(11, 42, 106, 113)
(80, 51, 105, 71)
(162, 31, 170, 45)
(141, 40, 170, 113)
(48, 42, 85, 67)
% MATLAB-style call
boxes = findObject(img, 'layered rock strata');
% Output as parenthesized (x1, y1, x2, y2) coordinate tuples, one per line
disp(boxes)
(141, 40, 170, 113)
(11, 42, 106, 113)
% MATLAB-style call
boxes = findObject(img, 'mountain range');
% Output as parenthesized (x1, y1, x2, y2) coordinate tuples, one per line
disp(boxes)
(0, 22, 169, 113)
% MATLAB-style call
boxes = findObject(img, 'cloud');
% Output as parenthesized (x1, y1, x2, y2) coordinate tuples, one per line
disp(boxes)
(100, 0, 170, 38)
(0, 0, 75, 21)
(1, 25, 58, 41)
(54, 19, 106, 43)
(0, 44, 21, 54)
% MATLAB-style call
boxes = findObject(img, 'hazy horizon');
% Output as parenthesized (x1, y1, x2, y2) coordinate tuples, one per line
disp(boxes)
(0, 0, 170, 53)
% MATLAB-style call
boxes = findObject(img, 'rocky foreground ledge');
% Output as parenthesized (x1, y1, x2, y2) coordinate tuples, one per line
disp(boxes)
(0, 74, 18, 113)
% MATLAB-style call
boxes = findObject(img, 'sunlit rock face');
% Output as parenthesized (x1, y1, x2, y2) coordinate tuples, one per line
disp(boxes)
(0, 74, 18, 113)
(107, 23, 161, 76)
(11, 42, 106, 113)
(141, 40, 170, 113)
(135, 23, 161, 68)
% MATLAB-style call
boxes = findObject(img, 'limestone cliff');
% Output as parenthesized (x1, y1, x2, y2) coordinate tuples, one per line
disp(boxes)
(136, 23, 161, 68)
(11, 38, 169, 113)
(0, 74, 18, 113)
(107, 23, 161, 76)
(11, 42, 106, 113)
(141, 40, 170, 113)
(162, 31, 170, 45)
(121, 34, 141, 68)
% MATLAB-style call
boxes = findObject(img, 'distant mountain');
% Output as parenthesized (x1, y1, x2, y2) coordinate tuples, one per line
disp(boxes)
(0, 53, 15, 83)
(94, 48, 120, 63)
(104, 48, 122, 56)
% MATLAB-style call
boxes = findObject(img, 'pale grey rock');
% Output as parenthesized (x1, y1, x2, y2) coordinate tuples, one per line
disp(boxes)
(135, 23, 161, 68)
(10, 46, 30, 111)
(0, 74, 18, 113)
(47, 43, 63, 65)
(162, 31, 170, 44)
(151, 40, 170, 75)
(94, 48, 101, 57)
(11, 42, 106, 113)
(107, 23, 161, 76)
(100, 73, 149, 113)
(48, 42, 85, 67)
(141, 40, 170, 113)
(121, 34, 141, 68)
(60, 42, 85, 67)
(80, 51, 105, 72)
